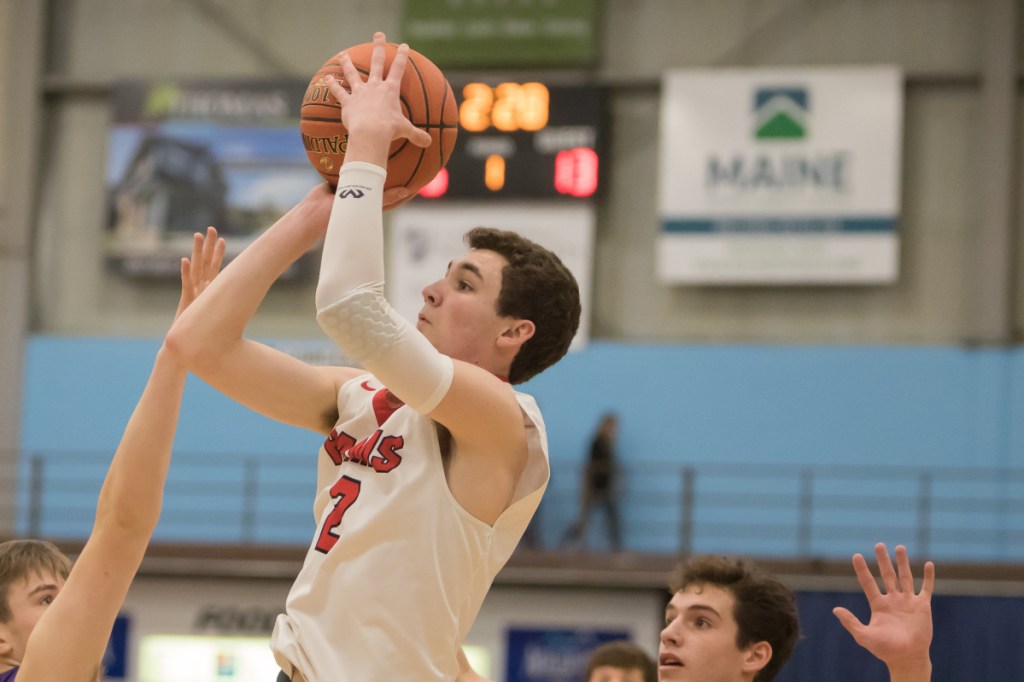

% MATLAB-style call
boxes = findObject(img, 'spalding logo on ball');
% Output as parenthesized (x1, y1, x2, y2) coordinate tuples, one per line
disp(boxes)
(300, 42, 458, 195)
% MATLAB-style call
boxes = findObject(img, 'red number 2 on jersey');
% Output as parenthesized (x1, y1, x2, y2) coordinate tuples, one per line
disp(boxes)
(314, 475, 362, 554)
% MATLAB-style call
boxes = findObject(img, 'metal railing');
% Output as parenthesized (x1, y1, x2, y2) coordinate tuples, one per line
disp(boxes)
(3, 451, 1022, 562)
(539, 460, 1024, 561)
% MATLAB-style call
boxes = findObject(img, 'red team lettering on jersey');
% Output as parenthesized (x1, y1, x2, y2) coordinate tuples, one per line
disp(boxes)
(315, 426, 405, 553)
(323, 428, 404, 473)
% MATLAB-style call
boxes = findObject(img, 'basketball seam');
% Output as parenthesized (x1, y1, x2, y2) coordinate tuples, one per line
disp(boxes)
(438, 82, 450, 171)
(300, 116, 453, 130)
(401, 54, 430, 186)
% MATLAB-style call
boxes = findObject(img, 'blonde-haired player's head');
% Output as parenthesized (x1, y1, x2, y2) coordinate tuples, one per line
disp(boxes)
(0, 540, 72, 664)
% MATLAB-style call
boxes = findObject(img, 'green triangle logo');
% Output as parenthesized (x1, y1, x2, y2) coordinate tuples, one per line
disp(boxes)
(144, 84, 181, 118)
(756, 112, 805, 139)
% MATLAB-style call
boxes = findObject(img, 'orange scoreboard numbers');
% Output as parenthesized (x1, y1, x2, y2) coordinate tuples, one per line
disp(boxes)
(425, 82, 602, 199)
(459, 82, 550, 133)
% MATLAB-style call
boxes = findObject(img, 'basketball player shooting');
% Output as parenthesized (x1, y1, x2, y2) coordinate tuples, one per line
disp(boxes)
(165, 32, 581, 682)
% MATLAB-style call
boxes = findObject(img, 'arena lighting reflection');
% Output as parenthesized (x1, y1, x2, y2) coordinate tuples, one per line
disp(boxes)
(139, 635, 277, 682)
(137, 635, 491, 680)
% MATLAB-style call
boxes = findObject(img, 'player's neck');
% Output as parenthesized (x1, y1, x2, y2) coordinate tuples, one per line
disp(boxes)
(471, 350, 513, 383)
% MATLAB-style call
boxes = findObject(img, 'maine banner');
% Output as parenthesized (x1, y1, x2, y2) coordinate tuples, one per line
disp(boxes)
(658, 67, 903, 284)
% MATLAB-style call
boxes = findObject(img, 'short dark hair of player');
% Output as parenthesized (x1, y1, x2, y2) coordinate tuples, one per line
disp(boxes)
(586, 640, 657, 682)
(465, 227, 581, 385)
(0, 539, 72, 622)
(671, 555, 800, 682)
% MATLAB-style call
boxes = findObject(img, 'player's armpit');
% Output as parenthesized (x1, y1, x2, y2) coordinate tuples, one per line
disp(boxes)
(429, 360, 526, 448)
(429, 361, 529, 524)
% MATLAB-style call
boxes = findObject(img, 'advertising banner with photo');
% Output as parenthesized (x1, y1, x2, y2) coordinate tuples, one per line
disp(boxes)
(658, 67, 903, 284)
(386, 203, 594, 349)
(105, 79, 321, 278)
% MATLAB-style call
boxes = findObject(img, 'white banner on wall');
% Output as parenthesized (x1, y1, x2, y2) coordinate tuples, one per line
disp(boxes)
(387, 203, 594, 348)
(658, 67, 903, 284)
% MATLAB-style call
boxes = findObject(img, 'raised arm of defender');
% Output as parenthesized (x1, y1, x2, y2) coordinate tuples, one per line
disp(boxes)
(16, 231, 222, 682)
(834, 544, 934, 682)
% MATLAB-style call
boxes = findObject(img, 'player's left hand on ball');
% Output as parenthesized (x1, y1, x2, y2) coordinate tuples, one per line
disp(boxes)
(383, 187, 412, 211)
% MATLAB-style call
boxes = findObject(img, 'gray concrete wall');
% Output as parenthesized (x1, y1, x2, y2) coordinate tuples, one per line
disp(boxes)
(14, 0, 1024, 344)
(0, 0, 46, 534)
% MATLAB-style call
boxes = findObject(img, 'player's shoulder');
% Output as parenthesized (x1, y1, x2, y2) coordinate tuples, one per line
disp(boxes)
(512, 391, 546, 431)
(511, 388, 539, 413)
(329, 367, 372, 391)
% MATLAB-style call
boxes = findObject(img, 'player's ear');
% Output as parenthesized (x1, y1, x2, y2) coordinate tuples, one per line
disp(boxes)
(498, 319, 535, 349)
(741, 641, 772, 674)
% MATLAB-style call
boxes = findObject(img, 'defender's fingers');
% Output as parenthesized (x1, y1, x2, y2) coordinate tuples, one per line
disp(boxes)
(875, 542, 899, 594)
(180, 257, 191, 286)
(832, 607, 866, 640)
(921, 561, 936, 597)
(201, 226, 218, 272)
(368, 32, 387, 80)
(190, 232, 205, 283)
(895, 545, 915, 594)
(209, 237, 226, 278)
(851, 552, 882, 602)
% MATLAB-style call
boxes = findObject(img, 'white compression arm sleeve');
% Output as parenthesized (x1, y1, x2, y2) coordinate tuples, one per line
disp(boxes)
(315, 162, 453, 414)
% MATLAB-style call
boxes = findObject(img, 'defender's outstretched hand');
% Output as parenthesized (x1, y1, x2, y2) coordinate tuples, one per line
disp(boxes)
(833, 543, 934, 682)
(14, 226, 229, 682)
(176, 226, 226, 319)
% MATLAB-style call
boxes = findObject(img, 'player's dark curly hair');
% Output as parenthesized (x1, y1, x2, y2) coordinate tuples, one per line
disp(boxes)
(465, 227, 580, 384)
(671, 555, 800, 682)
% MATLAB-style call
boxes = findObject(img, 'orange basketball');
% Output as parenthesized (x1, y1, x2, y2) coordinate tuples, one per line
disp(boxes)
(300, 42, 458, 194)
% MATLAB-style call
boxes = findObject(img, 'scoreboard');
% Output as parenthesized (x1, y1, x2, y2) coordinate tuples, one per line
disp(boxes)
(418, 81, 604, 200)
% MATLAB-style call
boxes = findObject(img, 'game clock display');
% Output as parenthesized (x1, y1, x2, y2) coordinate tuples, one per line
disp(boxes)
(418, 82, 604, 200)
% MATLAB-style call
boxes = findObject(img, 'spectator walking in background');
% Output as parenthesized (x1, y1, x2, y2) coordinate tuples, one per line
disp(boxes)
(564, 413, 622, 551)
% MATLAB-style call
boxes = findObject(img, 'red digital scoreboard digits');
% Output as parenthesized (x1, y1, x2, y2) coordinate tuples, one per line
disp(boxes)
(418, 82, 603, 200)
(554, 147, 599, 197)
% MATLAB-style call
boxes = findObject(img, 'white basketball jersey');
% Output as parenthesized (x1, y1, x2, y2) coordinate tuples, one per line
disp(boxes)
(271, 373, 550, 682)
